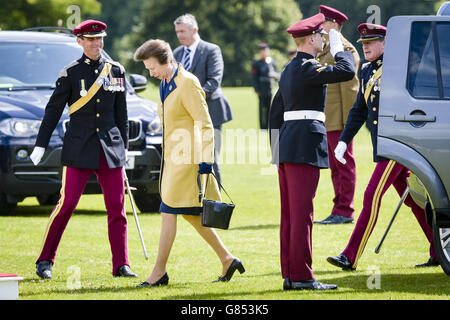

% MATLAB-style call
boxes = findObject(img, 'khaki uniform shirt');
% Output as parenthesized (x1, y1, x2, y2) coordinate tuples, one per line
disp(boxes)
(317, 34, 360, 132)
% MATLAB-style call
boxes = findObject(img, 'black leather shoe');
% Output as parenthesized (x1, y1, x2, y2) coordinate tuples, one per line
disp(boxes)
(136, 273, 169, 288)
(290, 279, 338, 291)
(327, 254, 355, 271)
(213, 258, 245, 282)
(415, 257, 440, 267)
(115, 265, 138, 277)
(36, 260, 53, 279)
(315, 214, 354, 224)
(314, 214, 334, 224)
(283, 278, 292, 291)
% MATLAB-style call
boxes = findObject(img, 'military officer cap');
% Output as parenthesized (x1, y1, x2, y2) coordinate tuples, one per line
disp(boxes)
(357, 23, 386, 42)
(258, 42, 269, 50)
(319, 5, 348, 25)
(73, 19, 107, 38)
(287, 13, 327, 38)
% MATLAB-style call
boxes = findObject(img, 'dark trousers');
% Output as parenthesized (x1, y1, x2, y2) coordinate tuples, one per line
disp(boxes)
(278, 162, 319, 281)
(258, 93, 272, 130)
(342, 160, 436, 268)
(36, 150, 129, 275)
(327, 130, 356, 218)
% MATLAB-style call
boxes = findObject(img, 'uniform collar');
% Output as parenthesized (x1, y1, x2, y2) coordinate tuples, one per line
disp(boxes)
(296, 51, 315, 61)
(370, 54, 383, 69)
(81, 53, 103, 67)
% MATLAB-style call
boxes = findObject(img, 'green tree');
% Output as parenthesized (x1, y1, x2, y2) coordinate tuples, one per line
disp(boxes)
(296, 0, 441, 60)
(115, 0, 302, 86)
(435, 0, 448, 11)
(86, 0, 143, 59)
(0, 0, 101, 31)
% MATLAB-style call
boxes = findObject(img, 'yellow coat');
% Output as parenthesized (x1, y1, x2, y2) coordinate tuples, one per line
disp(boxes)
(317, 34, 360, 132)
(158, 64, 221, 207)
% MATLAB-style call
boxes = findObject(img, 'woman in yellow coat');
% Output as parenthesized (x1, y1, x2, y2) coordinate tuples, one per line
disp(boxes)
(133, 39, 244, 287)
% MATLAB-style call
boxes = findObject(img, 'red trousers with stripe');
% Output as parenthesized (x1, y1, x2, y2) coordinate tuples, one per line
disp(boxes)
(36, 150, 129, 275)
(327, 130, 356, 218)
(342, 160, 436, 268)
(278, 162, 319, 281)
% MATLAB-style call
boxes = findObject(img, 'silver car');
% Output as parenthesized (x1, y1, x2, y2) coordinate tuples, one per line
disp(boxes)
(378, 2, 450, 275)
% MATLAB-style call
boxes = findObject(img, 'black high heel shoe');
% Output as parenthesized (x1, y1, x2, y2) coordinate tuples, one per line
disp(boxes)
(213, 258, 245, 282)
(136, 273, 169, 288)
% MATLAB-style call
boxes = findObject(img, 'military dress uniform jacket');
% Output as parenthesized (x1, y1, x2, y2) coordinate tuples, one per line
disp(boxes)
(158, 64, 221, 208)
(269, 51, 355, 168)
(35, 54, 128, 169)
(316, 35, 360, 132)
(173, 40, 232, 128)
(340, 55, 386, 162)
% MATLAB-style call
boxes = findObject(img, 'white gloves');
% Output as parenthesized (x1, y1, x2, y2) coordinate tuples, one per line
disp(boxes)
(329, 29, 344, 57)
(334, 141, 347, 165)
(30, 146, 45, 165)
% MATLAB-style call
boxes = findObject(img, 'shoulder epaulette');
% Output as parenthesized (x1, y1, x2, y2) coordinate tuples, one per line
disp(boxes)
(301, 58, 320, 66)
(361, 62, 371, 70)
(106, 59, 125, 74)
(58, 60, 79, 78)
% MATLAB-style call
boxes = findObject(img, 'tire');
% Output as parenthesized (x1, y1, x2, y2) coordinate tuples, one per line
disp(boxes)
(0, 194, 17, 216)
(133, 194, 161, 213)
(432, 214, 450, 275)
(37, 193, 60, 206)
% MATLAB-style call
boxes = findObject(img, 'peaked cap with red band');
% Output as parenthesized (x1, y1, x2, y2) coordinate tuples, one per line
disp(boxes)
(319, 5, 348, 25)
(357, 23, 386, 42)
(73, 20, 107, 38)
(287, 13, 327, 39)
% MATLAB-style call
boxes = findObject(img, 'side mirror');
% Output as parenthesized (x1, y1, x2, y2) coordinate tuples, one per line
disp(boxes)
(129, 74, 147, 93)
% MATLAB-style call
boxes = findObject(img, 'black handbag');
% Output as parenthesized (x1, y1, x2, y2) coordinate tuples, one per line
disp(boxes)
(198, 172, 235, 230)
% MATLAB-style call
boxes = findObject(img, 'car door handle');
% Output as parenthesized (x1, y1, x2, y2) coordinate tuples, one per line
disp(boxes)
(394, 115, 436, 122)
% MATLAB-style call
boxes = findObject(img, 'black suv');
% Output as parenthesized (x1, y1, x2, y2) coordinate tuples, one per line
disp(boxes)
(0, 29, 162, 214)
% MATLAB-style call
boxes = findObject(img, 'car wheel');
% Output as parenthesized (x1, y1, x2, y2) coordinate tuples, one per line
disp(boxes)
(37, 194, 60, 206)
(432, 214, 450, 275)
(133, 194, 161, 213)
(0, 194, 17, 216)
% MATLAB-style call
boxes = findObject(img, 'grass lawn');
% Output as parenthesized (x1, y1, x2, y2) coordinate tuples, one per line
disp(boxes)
(0, 85, 449, 301)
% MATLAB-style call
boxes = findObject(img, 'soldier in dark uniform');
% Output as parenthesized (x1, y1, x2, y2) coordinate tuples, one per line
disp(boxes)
(269, 13, 355, 290)
(30, 20, 138, 279)
(327, 23, 438, 271)
(252, 42, 279, 130)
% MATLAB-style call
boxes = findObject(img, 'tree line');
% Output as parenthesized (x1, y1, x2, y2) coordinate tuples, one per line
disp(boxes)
(1, 0, 445, 86)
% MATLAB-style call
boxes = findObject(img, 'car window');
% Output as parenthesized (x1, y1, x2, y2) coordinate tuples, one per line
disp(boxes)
(0, 42, 82, 89)
(436, 23, 450, 98)
(407, 22, 450, 100)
